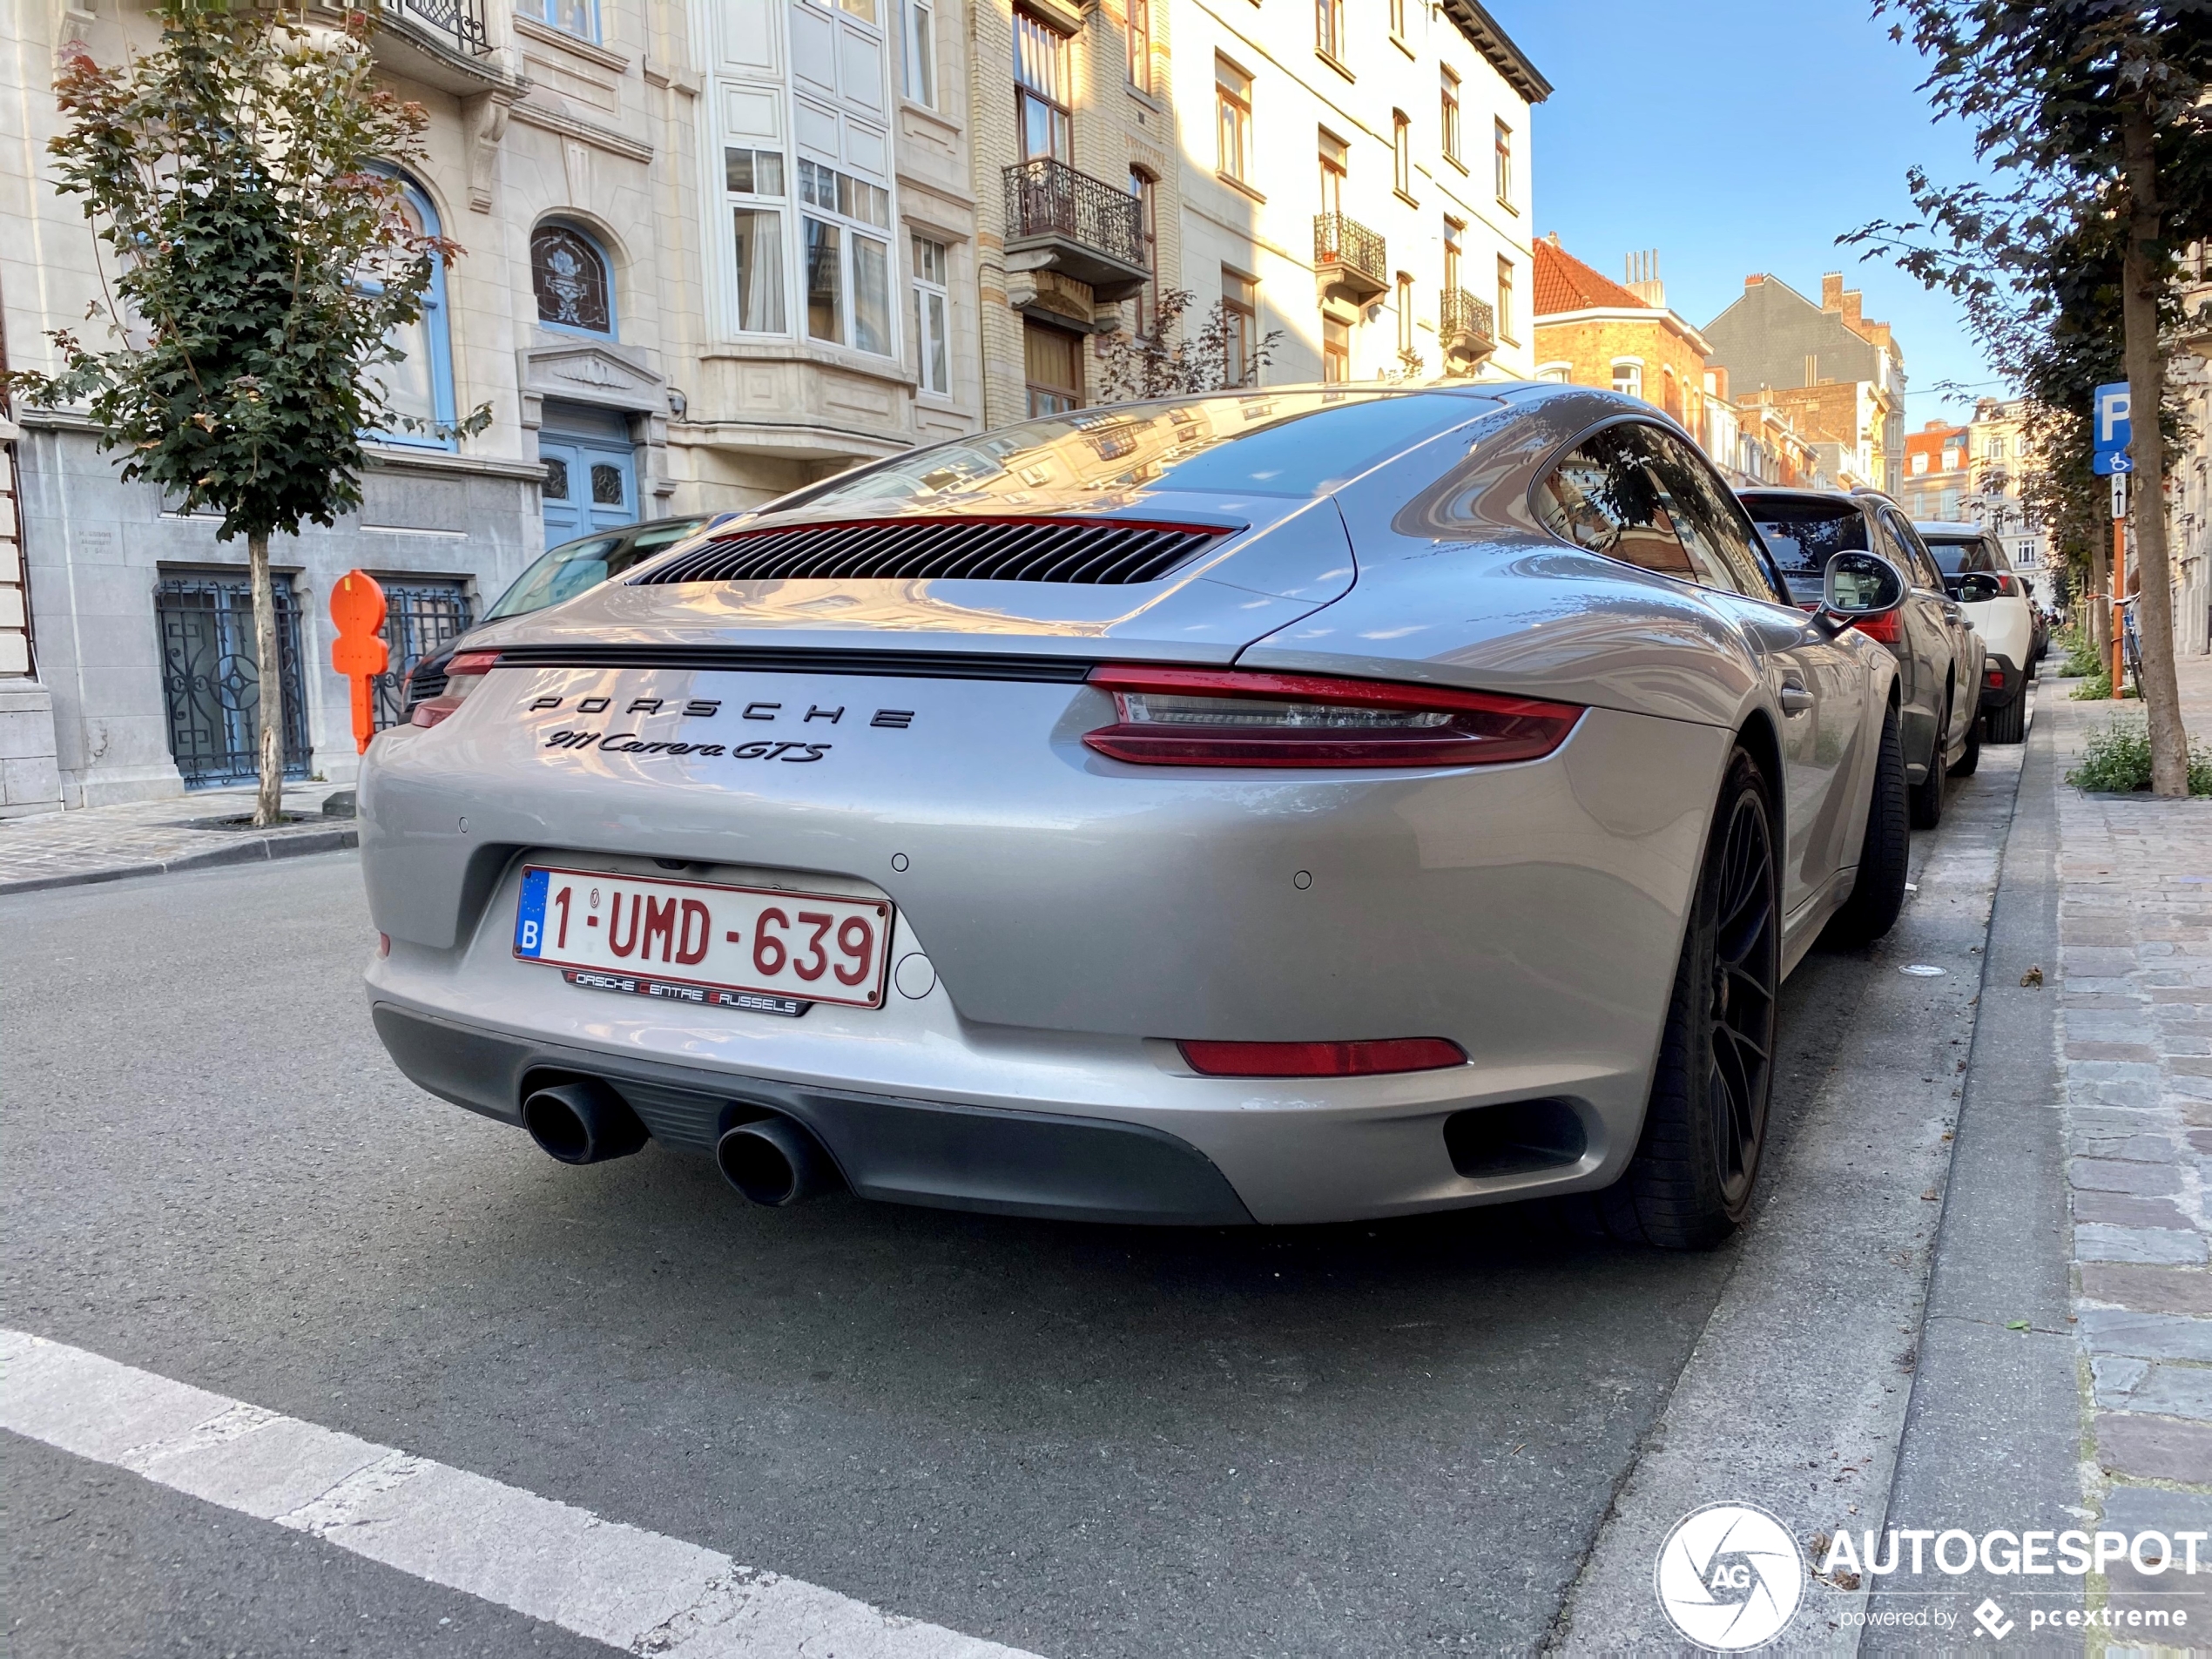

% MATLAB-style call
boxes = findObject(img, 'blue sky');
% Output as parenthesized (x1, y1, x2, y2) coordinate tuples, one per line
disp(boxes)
(1489, 0, 2007, 426)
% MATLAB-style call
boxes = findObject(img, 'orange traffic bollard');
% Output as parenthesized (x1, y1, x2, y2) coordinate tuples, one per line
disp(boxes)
(330, 570, 389, 755)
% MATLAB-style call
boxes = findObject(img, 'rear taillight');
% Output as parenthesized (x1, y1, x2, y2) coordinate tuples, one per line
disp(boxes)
(1082, 666, 1583, 769)
(408, 650, 502, 728)
(1985, 664, 2006, 688)
(1849, 611, 1903, 644)
(1178, 1037, 1467, 1077)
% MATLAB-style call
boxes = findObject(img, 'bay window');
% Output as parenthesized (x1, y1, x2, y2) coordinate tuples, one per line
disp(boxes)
(727, 146, 788, 334)
(799, 158, 894, 356)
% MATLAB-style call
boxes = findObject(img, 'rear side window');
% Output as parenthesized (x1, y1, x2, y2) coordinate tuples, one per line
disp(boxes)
(1882, 510, 1945, 590)
(1919, 533, 2002, 577)
(1535, 422, 1751, 593)
(1742, 497, 1868, 604)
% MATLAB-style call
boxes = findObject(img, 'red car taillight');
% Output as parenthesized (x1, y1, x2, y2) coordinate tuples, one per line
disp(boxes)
(1178, 1037, 1467, 1077)
(1081, 666, 1583, 768)
(409, 650, 503, 728)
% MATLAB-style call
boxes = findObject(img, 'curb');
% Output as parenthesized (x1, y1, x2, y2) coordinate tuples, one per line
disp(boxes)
(0, 826, 357, 899)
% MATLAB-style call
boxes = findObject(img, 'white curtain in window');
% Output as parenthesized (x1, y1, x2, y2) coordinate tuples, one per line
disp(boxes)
(733, 208, 787, 332)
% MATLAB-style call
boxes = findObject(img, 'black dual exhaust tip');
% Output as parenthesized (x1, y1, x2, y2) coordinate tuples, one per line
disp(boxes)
(521, 1075, 840, 1206)
(521, 1079, 648, 1165)
(715, 1115, 840, 1206)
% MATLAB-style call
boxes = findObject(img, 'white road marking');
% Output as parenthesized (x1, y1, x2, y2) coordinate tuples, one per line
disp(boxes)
(0, 1327, 1035, 1658)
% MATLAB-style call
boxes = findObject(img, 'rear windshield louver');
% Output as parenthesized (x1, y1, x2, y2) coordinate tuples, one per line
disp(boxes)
(629, 516, 1228, 587)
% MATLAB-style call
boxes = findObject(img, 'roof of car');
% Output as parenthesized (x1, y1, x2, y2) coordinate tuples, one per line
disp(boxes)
(1737, 488, 1870, 508)
(1913, 520, 1989, 536)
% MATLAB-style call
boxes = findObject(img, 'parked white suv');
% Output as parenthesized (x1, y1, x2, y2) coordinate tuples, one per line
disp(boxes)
(1917, 521, 2035, 743)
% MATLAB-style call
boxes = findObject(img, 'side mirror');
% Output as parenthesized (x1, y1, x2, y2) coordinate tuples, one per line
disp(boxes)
(1817, 550, 1905, 636)
(1956, 573, 2001, 604)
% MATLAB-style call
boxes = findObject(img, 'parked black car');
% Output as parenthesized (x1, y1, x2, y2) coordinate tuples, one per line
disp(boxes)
(1739, 488, 1986, 828)
(401, 513, 738, 715)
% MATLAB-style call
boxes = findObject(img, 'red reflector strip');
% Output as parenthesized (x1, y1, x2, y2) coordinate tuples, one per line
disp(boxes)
(1177, 1037, 1467, 1077)
(447, 650, 503, 675)
(1986, 665, 2006, 685)
(1849, 610, 1903, 644)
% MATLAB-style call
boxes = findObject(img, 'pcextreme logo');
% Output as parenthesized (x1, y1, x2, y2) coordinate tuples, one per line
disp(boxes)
(1655, 1502, 1806, 1650)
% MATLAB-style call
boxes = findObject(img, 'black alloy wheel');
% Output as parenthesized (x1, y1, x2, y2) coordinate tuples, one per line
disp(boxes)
(1581, 747, 1780, 1250)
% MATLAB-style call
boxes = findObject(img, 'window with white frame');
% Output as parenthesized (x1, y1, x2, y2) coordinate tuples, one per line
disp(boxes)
(912, 234, 951, 395)
(903, 0, 936, 105)
(1494, 118, 1513, 206)
(1392, 111, 1413, 198)
(799, 158, 894, 355)
(1217, 57, 1253, 184)
(1440, 68, 1460, 165)
(1495, 255, 1514, 343)
(1612, 358, 1643, 401)
(1126, 0, 1151, 94)
(528, 0, 599, 43)
(1395, 273, 1415, 358)
(727, 146, 788, 334)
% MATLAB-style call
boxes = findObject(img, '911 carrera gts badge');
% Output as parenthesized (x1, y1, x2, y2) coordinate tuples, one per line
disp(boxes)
(541, 731, 832, 762)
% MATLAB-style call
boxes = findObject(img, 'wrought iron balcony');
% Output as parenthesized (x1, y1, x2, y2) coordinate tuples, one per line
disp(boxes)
(344, 0, 517, 98)
(1001, 158, 1151, 302)
(1440, 288, 1496, 365)
(1314, 213, 1387, 304)
(387, 0, 490, 54)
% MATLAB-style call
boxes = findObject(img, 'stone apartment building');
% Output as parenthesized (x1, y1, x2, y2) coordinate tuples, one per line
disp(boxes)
(0, 0, 1543, 816)
(1900, 418, 1971, 521)
(2, 0, 990, 810)
(1165, 0, 1546, 386)
(1702, 271, 1906, 496)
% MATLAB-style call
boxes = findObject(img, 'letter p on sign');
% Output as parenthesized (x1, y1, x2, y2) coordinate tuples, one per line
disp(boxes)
(2100, 386, 2132, 443)
(329, 570, 389, 755)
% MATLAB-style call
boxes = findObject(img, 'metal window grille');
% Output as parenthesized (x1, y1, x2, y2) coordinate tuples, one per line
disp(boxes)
(372, 579, 475, 732)
(155, 574, 311, 789)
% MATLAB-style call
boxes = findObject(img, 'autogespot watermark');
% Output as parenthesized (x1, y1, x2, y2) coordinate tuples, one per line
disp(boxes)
(1656, 1506, 2202, 1648)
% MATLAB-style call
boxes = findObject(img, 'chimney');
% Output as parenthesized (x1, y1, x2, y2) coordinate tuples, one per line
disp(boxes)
(1544, 231, 1562, 246)
(1623, 249, 1664, 308)
(1745, 273, 1765, 289)
(1842, 289, 1864, 328)
(1821, 273, 1844, 312)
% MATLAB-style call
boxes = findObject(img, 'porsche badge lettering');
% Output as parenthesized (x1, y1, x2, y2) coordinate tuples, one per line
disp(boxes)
(527, 693, 914, 765)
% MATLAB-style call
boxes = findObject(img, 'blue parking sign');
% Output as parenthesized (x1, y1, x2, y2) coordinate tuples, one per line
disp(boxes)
(2093, 381, 2133, 475)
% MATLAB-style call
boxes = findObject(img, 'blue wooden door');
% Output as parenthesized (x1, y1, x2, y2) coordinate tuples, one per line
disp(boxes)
(540, 436, 637, 546)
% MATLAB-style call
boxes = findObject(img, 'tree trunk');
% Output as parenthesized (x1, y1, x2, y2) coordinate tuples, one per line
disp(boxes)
(2121, 104, 2191, 795)
(248, 530, 286, 828)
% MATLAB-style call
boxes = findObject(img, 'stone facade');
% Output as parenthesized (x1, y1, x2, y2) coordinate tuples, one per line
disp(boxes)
(1167, 0, 1544, 388)
(3, 0, 988, 805)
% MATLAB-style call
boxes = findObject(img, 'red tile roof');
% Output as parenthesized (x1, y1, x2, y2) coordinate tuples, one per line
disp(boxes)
(1534, 234, 1651, 316)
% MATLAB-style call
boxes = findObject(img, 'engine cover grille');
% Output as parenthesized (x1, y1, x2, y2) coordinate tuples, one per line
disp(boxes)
(630, 516, 1226, 587)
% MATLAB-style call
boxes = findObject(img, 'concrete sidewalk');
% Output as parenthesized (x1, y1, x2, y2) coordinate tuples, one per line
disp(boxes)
(2054, 653, 2212, 1624)
(0, 784, 356, 896)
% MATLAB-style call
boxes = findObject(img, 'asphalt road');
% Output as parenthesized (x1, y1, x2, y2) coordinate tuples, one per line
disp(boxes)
(1, 769, 2009, 1658)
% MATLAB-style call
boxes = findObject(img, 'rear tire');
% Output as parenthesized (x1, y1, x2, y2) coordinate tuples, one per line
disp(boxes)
(1985, 687, 2027, 744)
(1582, 747, 1779, 1251)
(1824, 703, 1909, 948)
(1909, 697, 1949, 829)
(1949, 710, 1981, 776)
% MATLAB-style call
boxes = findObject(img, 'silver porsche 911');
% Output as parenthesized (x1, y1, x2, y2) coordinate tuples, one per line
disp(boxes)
(360, 383, 1912, 1249)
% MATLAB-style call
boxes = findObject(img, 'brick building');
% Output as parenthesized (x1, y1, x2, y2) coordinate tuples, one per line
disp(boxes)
(1702, 271, 1906, 495)
(1901, 418, 1971, 520)
(1531, 235, 1707, 430)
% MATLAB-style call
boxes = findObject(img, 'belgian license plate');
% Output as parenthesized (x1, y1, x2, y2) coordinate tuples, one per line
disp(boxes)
(513, 866, 891, 1011)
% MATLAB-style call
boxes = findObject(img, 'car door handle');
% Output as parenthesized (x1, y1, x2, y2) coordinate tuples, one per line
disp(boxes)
(1778, 679, 1815, 716)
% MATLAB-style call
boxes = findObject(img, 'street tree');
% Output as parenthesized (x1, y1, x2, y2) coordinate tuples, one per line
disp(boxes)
(1849, 1, 2212, 796)
(5, 0, 486, 825)
(1096, 288, 1285, 401)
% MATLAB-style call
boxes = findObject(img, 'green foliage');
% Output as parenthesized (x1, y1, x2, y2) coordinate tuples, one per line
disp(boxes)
(2058, 628, 2108, 678)
(2068, 671, 2135, 700)
(1843, 4, 2212, 599)
(1096, 288, 1285, 401)
(2067, 719, 2212, 793)
(3, 0, 489, 543)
